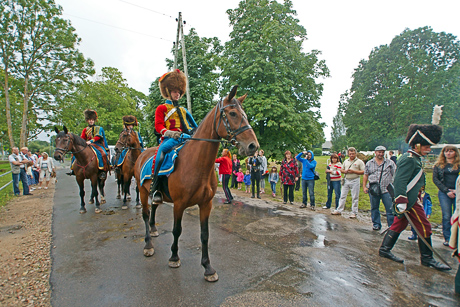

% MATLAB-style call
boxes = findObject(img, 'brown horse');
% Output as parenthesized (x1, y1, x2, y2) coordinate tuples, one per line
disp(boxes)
(134, 86, 259, 282)
(114, 127, 142, 209)
(54, 126, 107, 214)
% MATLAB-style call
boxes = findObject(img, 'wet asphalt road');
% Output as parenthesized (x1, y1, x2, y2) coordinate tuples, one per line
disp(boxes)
(50, 169, 460, 306)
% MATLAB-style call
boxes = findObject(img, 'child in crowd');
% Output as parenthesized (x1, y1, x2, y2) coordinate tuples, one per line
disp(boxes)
(408, 186, 432, 240)
(243, 170, 251, 193)
(268, 166, 279, 197)
(236, 168, 244, 190)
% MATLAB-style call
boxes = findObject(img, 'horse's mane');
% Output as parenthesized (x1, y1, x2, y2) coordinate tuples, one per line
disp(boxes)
(71, 133, 88, 147)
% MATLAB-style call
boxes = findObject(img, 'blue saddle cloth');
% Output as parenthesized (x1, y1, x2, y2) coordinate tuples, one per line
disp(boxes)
(140, 143, 185, 186)
(71, 144, 108, 170)
(116, 148, 144, 167)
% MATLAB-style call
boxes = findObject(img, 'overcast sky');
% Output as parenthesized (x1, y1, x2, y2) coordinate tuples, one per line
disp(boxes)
(54, 0, 460, 140)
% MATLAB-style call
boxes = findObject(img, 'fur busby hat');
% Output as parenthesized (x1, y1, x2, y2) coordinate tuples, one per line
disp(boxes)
(122, 115, 138, 126)
(84, 109, 98, 121)
(405, 105, 443, 146)
(158, 69, 187, 100)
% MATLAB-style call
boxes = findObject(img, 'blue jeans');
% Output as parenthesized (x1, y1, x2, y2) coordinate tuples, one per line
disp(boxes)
(301, 179, 315, 206)
(155, 135, 190, 174)
(270, 182, 277, 194)
(325, 180, 341, 209)
(12, 169, 30, 195)
(369, 192, 394, 229)
(439, 190, 456, 241)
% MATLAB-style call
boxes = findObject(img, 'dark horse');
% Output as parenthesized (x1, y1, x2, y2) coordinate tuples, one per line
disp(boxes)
(54, 126, 107, 214)
(134, 86, 259, 282)
(114, 127, 142, 209)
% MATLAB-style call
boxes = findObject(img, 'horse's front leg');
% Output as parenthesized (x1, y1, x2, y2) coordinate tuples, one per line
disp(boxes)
(150, 204, 159, 237)
(200, 202, 218, 282)
(99, 177, 106, 205)
(77, 178, 86, 214)
(169, 206, 184, 268)
(122, 179, 130, 210)
(116, 176, 121, 199)
(141, 184, 154, 257)
(135, 184, 141, 209)
(91, 177, 101, 213)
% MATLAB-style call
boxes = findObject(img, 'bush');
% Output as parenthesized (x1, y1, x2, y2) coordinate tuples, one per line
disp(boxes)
(313, 148, 322, 156)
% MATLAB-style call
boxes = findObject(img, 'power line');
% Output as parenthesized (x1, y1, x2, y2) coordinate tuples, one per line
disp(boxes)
(63, 13, 174, 43)
(118, 0, 174, 19)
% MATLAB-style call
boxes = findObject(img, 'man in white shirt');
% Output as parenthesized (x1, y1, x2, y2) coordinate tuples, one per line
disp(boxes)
(8, 147, 32, 196)
(331, 147, 365, 218)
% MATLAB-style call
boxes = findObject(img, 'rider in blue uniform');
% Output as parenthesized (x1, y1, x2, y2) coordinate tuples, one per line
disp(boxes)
(150, 69, 198, 204)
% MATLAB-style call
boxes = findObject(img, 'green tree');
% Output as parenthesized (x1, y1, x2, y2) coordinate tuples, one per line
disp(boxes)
(0, 0, 94, 148)
(222, 0, 329, 159)
(330, 95, 348, 152)
(55, 67, 145, 145)
(341, 27, 460, 150)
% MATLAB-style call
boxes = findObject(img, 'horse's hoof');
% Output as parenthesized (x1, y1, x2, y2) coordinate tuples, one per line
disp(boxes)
(169, 260, 181, 268)
(89, 200, 94, 204)
(122, 205, 128, 210)
(135, 204, 142, 209)
(143, 248, 154, 257)
(127, 195, 132, 200)
(151, 230, 159, 237)
(204, 273, 219, 282)
(79, 209, 87, 214)
(116, 195, 121, 199)
(95, 208, 102, 214)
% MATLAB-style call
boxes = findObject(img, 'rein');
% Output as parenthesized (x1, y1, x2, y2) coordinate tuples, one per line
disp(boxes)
(186, 98, 252, 147)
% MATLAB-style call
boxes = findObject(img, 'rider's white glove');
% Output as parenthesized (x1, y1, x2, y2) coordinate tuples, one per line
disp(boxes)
(396, 203, 407, 212)
(164, 130, 181, 140)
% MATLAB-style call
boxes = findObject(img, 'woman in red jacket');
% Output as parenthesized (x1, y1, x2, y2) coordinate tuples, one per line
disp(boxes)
(216, 149, 233, 204)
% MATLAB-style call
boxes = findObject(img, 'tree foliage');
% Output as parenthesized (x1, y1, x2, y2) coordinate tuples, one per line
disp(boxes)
(55, 67, 145, 145)
(330, 94, 348, 152)
(221, 0, 329, 159)
(0, 0, 94, 148)
(341, 27, 460, 150)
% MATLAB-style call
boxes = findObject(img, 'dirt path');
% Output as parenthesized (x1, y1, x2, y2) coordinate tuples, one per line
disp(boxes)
(0, 182, 55, 307)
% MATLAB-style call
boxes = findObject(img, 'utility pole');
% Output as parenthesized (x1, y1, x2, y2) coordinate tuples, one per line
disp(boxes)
(179, 13, 192, 113)
(173, 13, 181, 70)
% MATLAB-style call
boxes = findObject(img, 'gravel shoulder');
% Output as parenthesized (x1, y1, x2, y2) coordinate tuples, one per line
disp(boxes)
(0, 182, 55, 307)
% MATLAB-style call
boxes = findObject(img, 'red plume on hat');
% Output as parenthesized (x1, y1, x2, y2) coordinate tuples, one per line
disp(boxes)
(158, 69, 187, 100)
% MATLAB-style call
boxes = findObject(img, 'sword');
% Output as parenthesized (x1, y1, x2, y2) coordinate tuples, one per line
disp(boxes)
(403, 211, 451, 269)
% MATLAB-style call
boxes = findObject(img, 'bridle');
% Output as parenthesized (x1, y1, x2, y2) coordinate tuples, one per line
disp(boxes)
(115, 129, 143, 152)
(187, 98, 253, 146)
(54, 133, 87, 159)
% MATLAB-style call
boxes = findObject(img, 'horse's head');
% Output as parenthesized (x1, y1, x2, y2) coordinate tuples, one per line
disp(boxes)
(54, 126, 72, 162)
(115, 128, 140, 153)
(216, 86, 259, 156)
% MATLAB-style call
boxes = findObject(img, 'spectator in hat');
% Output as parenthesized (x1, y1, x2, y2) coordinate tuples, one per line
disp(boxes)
(363, 145, 396, 230)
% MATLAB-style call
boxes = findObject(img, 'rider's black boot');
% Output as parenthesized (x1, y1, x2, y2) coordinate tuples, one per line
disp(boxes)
(66, 170, 75, 176)
(419, 236, 451, 271)
(149, 152, 165, 204)
(379, 230, 404, 263)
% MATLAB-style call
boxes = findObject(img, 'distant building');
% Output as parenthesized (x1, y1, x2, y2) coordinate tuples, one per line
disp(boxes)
(322, 141, 332, 155)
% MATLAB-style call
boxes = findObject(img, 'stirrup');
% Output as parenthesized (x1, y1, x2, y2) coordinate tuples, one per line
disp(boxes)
(98, 172, 107, 179)
(152, 190, 163, 204)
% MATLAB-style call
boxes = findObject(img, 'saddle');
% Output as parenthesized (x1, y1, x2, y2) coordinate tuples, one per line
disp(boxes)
(91, 143, 110, 172)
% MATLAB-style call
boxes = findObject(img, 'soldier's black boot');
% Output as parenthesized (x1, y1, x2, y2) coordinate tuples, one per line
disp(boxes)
(379, 230, 404, 263)
(419, 236, 451, 271)
(66, 170, 75, 176)
(149, 152, 165, 205)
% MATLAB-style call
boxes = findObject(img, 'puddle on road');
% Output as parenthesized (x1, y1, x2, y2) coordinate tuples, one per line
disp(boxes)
(212, 198, 342, 250)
